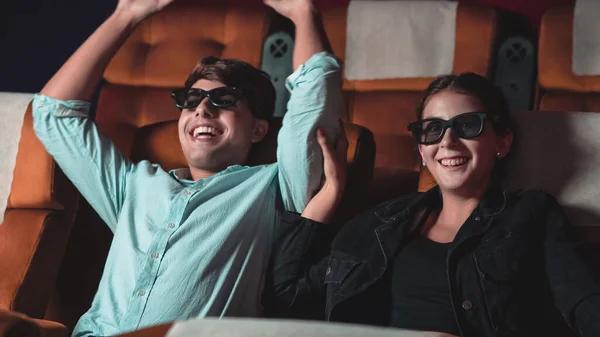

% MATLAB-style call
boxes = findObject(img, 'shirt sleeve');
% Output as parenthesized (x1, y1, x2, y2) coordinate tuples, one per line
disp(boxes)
(32, 94, 132, 232)
(277, 52, 343, 213)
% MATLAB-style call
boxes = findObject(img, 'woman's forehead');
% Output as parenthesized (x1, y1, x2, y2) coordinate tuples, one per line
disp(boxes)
(422, 91, 485, 120)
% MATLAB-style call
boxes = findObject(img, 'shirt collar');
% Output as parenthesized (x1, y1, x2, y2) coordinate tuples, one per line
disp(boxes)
(168, 165, 250, 185)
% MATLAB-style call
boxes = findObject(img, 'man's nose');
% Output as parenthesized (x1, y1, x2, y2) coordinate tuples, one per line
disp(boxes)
(195, 98, 216, 118)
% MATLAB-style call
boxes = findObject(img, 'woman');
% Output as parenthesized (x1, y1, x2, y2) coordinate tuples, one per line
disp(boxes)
(264, 73, 600, 337)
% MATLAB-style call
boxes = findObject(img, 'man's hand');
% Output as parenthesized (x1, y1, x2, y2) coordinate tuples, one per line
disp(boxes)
(264, 0, 315, 23)
(301, 127, 348, 224)
(115, 0, 175, 24)
(264, 0, 331, 69)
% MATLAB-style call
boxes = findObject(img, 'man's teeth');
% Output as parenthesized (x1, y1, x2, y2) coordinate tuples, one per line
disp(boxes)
(193, 126, 220, 137)
(440, 158, 468, 166)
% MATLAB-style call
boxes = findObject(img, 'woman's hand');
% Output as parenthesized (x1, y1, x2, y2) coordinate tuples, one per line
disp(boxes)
(301, 126, 348, 224)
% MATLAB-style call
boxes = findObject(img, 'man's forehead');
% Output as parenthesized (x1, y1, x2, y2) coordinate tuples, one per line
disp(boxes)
(191, 79, 227, 90)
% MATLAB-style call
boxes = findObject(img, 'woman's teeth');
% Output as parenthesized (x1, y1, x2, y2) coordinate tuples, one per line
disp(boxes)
(440, 158, 468, 167)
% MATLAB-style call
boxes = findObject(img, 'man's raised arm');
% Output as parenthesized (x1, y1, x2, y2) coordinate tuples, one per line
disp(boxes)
(266, 0, 343, 213)
(34, 0, 173, 231)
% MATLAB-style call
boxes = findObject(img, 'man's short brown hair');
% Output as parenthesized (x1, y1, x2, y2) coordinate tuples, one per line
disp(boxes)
(185, 56, 276, 120)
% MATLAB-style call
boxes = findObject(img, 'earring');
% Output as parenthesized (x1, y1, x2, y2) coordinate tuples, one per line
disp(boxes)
(496, 152, 501, 157)
(422, 160, 426, 167)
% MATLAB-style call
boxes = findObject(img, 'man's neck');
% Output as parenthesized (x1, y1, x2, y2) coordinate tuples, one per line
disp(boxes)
(188, 161, 248, 181)
(189, 167, 219, 181)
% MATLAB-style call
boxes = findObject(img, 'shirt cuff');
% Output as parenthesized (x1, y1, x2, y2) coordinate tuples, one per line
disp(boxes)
(33, 94, 91, 118)
(285, 52, 342, 91)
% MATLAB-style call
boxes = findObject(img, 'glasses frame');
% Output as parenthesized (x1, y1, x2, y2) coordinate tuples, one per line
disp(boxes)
(407, 112, 489, 145)
(170, 87, 244, 110)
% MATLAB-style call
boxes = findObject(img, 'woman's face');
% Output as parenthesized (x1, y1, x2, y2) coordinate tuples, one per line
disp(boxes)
(418, 90, 512, 196)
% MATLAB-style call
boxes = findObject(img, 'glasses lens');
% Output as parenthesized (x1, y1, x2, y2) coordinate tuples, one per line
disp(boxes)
(210, 88, 239, 107)
(454, 113, 483, 138)
(172, 88, 206, 109)
(421, 120, 444, 144)
(184, 89, 208, 108)
(172, 89, 189, 107)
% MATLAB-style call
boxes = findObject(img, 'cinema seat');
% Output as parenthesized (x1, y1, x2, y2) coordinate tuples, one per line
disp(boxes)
(535, 5, 600, 336)
(0, 104, 78, 322)
(537, 4, 600, 113)
(0, 309, 67, 337)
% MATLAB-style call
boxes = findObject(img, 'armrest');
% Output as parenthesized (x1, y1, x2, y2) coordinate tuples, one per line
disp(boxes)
(0, 309, 67, 337)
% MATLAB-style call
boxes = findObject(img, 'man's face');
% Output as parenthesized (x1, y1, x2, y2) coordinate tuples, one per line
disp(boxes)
(178, 79, 268, 175)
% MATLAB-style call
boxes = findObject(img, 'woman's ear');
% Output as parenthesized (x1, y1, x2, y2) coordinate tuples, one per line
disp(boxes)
(251, 119, 269, 143)
(496, 131, 513, 159)
(418, 144, 426, 165)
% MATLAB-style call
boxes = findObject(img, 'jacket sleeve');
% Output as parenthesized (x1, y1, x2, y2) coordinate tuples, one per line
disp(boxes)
(541, 193, 600, 337)
(262, 211, 333, 320)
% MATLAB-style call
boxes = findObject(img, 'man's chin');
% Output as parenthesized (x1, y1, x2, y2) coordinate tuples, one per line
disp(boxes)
(186, 155, 232, 173)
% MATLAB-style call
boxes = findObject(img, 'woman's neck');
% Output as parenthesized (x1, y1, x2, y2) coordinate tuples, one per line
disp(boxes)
(438, 192, 481, 229)
(421, 186, 488, 243)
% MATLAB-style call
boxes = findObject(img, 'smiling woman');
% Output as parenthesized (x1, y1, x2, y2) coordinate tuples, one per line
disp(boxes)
(267, 72, 600, 337)
(414, 73, 514, 208)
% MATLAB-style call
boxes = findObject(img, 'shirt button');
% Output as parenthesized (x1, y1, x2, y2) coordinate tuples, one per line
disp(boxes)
(138, 290, 146, 297)
(475, 217, 481, 221)
(462, 300, 473, 311)
(168, 223, 175, 229)
(183, 190, 191, 195)
(151, 253, 159, 259)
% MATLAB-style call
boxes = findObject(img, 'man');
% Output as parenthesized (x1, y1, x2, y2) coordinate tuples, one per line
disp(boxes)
(32, 0, 341, 335)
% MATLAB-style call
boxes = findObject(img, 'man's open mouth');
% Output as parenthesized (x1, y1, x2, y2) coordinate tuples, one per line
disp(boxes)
(190, 126, 223, 139)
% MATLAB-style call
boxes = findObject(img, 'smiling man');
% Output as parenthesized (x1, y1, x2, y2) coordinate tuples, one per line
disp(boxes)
(31, 0, 341, 336)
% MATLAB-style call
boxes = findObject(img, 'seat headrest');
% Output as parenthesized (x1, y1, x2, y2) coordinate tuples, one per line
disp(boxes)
(539, 5, 600, 92)
(321, 3, 498, 92)
(104, 3, 269, 87)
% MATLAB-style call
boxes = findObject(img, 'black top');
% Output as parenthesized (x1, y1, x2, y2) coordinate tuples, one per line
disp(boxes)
(390, 235, 460, 336)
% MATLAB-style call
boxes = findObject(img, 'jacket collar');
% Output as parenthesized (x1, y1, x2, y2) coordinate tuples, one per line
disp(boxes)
(373, 188, 437, 223)
(374, 184, 507, 222)
(373, 187, 442, 260)
(478, 184, 508, 218)
(451, 184, 508, 246)
(372, 184, 508, 258)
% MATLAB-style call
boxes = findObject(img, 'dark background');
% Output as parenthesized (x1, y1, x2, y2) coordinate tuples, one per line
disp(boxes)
(0, 0, 573, 93)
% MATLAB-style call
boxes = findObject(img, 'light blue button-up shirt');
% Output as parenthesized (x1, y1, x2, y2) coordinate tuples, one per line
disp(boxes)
(32, 52, 341, 337)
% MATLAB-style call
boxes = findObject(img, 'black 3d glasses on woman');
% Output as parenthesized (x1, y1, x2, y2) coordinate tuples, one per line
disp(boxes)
(171, 87, 244, 110)
(407, 112, 489, 145)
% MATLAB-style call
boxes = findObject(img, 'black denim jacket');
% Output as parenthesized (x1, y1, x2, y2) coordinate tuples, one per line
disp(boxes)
(263, 187, 600, 337)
